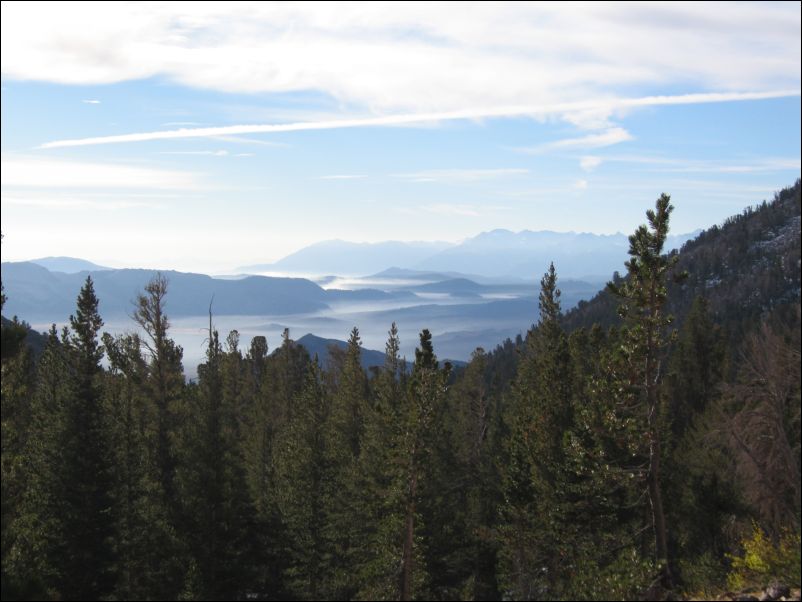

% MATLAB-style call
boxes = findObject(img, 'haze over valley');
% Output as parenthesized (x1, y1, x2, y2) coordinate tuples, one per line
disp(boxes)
(1, 3, 800, 601)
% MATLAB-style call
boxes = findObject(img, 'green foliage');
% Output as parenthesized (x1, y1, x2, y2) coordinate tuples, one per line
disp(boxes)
(274, 361, 330, 599)
(56, 277, 118, 600)
(727, 524, 801, 590)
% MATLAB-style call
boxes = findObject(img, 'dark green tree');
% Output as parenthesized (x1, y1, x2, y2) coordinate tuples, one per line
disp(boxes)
(607, 193, 685, 589)
(55, 276, 117, 599)
(132, 273, 184, 512)
(498, 263, 572, 599)
(400, 329, 449, 600)
(274, 360, 330, 599)
(176, 325, 259, 600)
(4, 327, 69, 598)
(353, 323, 407, 600)
(103, 331, 183, 599)
(321, 327, 370, 598)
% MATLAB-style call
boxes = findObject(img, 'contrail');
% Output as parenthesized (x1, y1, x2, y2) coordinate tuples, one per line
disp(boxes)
(39, 90, 800, 149)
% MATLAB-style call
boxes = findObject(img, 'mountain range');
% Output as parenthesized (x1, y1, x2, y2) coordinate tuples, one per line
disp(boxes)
(28, 256, 112, 273)
(239, 228, 699, 279)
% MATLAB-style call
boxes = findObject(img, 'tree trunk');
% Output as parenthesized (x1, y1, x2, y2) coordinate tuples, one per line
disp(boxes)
(648, 426, 673, 588)
(647, 342, 673, 589)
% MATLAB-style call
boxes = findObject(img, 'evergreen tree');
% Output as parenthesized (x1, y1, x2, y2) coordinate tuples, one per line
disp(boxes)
(321, 327, 370, 598)
(607, 193, 685, 589)
(274, 360, 330, 599)
(354, 323, 407, 600)
(400, 329, 449, 600)
(177, 325, 259, 600)
(5, 327, 69, 598)
(132, 273, 184, 514)
(498, 263, 572, 599)
(56, 276, 117, 599)
(439, 347, 502, 600)
(127, 274, 187, 597)
(1, 302, 37, 598)
(103, 332, 183, 599)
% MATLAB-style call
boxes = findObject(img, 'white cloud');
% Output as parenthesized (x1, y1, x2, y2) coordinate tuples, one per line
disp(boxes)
(518, 127, 634, 154)
(39, 90, 798, 149)
(81, 99, 100, 104)
(3, 3, 798, 115)
(318, 174, 367, 180)
(1, 156, 202, 189)
(580, 156, 603, 171)
(574, 179, 589, 190)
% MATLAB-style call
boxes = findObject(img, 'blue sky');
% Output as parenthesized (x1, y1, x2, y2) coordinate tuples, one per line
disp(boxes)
(1, 2, 800, 273)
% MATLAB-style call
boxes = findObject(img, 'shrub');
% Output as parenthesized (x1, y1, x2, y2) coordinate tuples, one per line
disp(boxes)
(726, 523, 801, 591)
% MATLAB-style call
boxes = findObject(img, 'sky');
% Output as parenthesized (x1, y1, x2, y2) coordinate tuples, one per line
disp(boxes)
(1, 1, 800, 274)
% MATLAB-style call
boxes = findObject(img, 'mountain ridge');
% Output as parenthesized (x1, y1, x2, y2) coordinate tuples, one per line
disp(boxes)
(237, 228, 700, 279)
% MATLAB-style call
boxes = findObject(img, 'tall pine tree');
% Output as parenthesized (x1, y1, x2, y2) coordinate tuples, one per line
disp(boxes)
(57, 276, 117, 599)
(607, 193, 685, 589)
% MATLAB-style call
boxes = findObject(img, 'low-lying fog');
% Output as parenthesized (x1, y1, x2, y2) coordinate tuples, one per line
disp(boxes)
(30, 271, 604, 378)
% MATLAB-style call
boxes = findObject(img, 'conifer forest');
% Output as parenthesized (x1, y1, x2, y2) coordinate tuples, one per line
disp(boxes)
(2, 184, 800, 601)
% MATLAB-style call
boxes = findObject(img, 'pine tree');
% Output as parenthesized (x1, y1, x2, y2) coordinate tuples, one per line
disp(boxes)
(400, 329, 448, 600)
(103, 331, 183, 599)
(126, 274, 186, 597)
(498, 263, 572, 599)
(353, 323, 407, 600)
(322, 327, 370, 598)
(1, 296, 37, 598)
(132, 273, 184, 513)
(5, 327, 68, 598)
(607, 193, 685, 589)
(273, 360, 330, 599)
(177, 325, 259, 600)
(56, 276, 117, 599)
(439, 347, 502, 600)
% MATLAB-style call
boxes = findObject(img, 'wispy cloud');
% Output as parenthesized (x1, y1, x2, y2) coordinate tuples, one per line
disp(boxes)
(574, 179, 589, 190)
(580, 156, 603, 171)
(517, 127, 634, 154)
(39, 91, 798, 149)
(396, 168, 529, 183)
(81, 99, 100, 104)
(1, 156, 202, 189)
(317, 174, 367, 180)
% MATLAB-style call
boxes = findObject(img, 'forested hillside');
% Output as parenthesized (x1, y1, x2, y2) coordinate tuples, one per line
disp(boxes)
(1, 184, 800, 601)
(563, 180, 801, 341)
